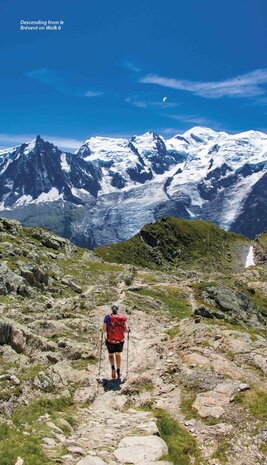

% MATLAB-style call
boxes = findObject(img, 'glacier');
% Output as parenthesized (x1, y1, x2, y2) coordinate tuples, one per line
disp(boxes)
(0, 126, 266, 247)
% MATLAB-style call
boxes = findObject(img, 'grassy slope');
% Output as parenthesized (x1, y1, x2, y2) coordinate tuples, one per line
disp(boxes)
(96, 217, 248, 271)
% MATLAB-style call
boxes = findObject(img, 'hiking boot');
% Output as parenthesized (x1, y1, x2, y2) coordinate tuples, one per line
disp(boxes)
(117, 368, 121, 378)
(111, 366, 116, 379)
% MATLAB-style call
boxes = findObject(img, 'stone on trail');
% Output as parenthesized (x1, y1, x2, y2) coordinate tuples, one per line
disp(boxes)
(76, 456, 106, 465)
(193, 381, 239, 418)
(142, 462, 172, 465)
(67, 446, 85, 455)
(14, 458, 24, 465)
(58, 417, 74, 432)
(114, 435, 168, 464)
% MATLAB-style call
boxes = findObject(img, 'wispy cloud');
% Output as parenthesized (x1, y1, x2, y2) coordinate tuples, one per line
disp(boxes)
(124, 61, 142, 73)
(125, 95, 178, 109)
(45, 136, 84, 151)
(84, 90, 103, 97)
(140, 68, 267, 99)
(27, 68, 103, 98)
(164, 113, 212, 126)
(0, 133, 84, 152)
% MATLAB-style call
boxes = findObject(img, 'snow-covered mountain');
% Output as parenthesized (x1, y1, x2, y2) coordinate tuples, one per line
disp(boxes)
(0, 127, 266, 247)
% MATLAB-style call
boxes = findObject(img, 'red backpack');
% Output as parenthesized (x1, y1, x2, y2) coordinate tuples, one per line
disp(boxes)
(107, 314, 127, 343)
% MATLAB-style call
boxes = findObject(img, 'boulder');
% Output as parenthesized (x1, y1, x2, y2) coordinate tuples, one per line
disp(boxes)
(31, 228, 76, 254)
(20, 265, 49, 287)
(0, 374, 20, 385)
(193, 380, 239, 418)
(77, 457, 106, 465)
(0, 218, 21, 235)
(74, 384, 97, 404)
(114, 435, 168, 464)
(194, 306, 214, 319)
(202, 285, 263, 325)
(14, 458, 24, 465)
(0, 263, 25, 295)
(10, 328, 25, 353)
(33, 361, 86, 390)
(61, 278, 82, 293)
(0, 320, 25, 353)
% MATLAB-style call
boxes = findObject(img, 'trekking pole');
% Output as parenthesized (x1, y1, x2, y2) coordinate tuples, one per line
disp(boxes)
(98, 330, 104, 378)
(126, 329, 130, 379)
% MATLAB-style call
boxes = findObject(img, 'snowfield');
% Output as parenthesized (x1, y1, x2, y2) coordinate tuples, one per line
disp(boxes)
(0, 126, 266, 245)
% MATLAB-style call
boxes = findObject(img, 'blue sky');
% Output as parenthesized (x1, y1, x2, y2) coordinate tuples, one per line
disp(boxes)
(0, 0, 267, 151)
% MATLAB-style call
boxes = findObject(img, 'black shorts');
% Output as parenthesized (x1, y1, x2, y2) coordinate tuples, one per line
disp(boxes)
(105, 340, 124, 354)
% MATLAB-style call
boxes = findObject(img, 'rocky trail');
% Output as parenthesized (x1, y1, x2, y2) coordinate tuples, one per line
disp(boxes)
(0, 219, 266, 465)
(43, 281, 178, 465)
(34, 279, 266, 465)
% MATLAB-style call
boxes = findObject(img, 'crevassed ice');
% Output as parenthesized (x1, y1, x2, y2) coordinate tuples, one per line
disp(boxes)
(60, 153, 71, 173)
(34, 187, 63, 203)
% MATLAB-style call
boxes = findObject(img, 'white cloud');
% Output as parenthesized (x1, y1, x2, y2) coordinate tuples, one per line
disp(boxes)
(28, 68, 103, 98)
(140, 68, 267, 99)
(0, 133, 83, 152)
(84, 90, 103, 97)
(44, 136, 84, 151)
(124, 61, 142, 73)
(165, 113, 212, 125)
(125, 95, 178, 109)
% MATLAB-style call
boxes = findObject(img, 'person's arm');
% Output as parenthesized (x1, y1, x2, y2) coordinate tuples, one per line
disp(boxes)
(102, 315, 109, 333)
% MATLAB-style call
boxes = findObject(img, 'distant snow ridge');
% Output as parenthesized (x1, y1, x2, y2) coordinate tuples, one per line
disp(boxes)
(0, 126, 266, 246)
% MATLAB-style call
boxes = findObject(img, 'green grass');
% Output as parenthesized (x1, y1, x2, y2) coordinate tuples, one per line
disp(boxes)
(141, 382, 154, 392)
(179, 388, 198, 420)
(211, 439, 229, 465)
(154, 409, 204, 465)
(0, 396, 77, 465)
(0, 425, 53, 465)
(236, 386, 267, 420)
(18, 365, 46, 383)
(96, 217, 247, 271)
(131, 286, 191, 319)
(204, 317, 267, 341)
(167, 326, 180, 339)
(12, 397, 73, 427)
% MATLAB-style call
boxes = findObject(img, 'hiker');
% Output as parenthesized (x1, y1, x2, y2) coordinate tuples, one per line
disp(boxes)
(102, 304, 128, 379)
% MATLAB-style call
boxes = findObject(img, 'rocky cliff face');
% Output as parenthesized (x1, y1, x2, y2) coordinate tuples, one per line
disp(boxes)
(0, 126, 266, 247)
(0, 218, 266, 465)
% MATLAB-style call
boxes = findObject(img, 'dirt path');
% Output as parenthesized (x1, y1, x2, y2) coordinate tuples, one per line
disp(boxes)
(42, 279, 267, 465)
(46, 279, 180, 464)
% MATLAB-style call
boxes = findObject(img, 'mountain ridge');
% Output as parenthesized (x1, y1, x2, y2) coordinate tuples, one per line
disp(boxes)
(0, 126, 266, 247)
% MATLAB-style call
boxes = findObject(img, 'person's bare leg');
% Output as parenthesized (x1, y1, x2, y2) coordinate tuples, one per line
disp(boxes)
(115, 353, 121, 378)
(109, 354, 116, 378)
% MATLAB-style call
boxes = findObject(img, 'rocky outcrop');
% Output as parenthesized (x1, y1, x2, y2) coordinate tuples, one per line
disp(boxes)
(201, 285, 265, 326)
(31, 228, 76, 253)
(33, 361, 86, 390)
(0, 320, 25, 353)
(0, 218, 21, 235)
(0, 318, 58, 354)
(254, 232, 267, 265)
(192, 380, 244, 418)
(0, 263, 26, 296)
